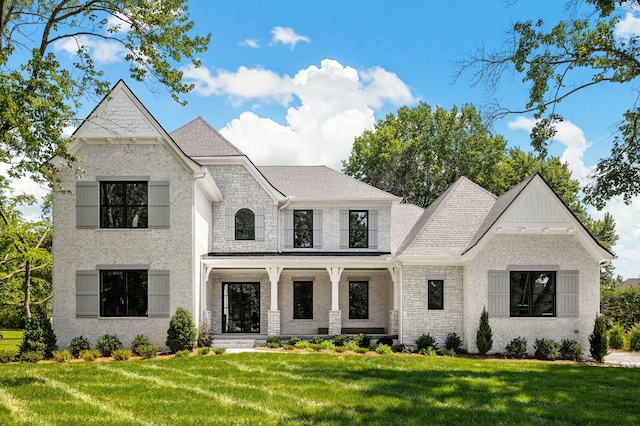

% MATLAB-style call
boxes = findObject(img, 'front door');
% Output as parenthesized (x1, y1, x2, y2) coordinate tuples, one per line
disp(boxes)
(222, 282, 260, 333)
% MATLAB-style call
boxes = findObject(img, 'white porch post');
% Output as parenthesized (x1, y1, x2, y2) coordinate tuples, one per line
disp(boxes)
(202, 265, 213, 328)
(266, 266, 282, 336)
(327, 267, 344, 335)
(388, 266, 399, 335)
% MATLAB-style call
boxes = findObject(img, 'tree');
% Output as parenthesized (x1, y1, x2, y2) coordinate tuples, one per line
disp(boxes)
(460, 0, 640, 208)
(589, 314, 609, 362)
(166, 306, 197, 353)
(0, 0, 210, 187)
(476, 307, 493, 355)
(342, 103, 507, 207)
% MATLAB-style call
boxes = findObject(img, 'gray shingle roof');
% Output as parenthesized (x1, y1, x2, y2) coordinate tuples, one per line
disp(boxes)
(257, 165, 401, 200)
(397, 177, 497, 257)
(391, 203, 424, 253)
(170, 117, 244, 157)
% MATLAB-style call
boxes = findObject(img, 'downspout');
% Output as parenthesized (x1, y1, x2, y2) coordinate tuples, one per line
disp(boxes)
(277, 197, 291, 253)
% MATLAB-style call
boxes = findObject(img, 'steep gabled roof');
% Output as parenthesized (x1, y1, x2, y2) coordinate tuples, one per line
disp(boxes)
(396, 177, 496, 257)
(170, 117, 245, 157)
(257, 166, 401, 201)
(391, 203, 424, 253)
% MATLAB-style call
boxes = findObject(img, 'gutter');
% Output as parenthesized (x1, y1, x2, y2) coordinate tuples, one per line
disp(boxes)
(277, 197, 291, 253)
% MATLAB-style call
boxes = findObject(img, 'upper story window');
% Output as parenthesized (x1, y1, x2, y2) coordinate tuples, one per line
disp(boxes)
(510, 271, 556, 317)
(349, 210, 368, 248)
(294, 210, 313, 248)
(235, 209, 255, 240)
(427, 279, 444, 310)
(100, 270, 148, 317)
(100, 182, 148, 228)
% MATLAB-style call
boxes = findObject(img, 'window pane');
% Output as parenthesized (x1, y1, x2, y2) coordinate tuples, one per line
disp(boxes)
(127, 206, 148, 228)
(349, 281, 368, 319)
(100, 182, 148, 228)
(349, 210, 368, 248)
(101, 206, 124, 228)
(294, 210, 313, 248)
(126, 183, 147, 205)
(101, 270, 147, 317)
(235, 209, 255, 240)
(510, 271, 556, 317)
(293, 281, 313, 319)
(126, 271, 148, 316)
(427, 280, 444, 310)
(101, 183, 123, 206)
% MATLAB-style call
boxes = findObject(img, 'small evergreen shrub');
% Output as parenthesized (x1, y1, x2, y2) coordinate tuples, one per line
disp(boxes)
(96, 335, 122, 357)
(415, 333, 436, 351)
(136, 344, 158, 359)
(266, 335, 281, 348)
(476, 307, 493, 355)
(198, 347, 211, 356)
(589, 315, 609, 362)
(441, 348, 457, 357)
(37, 308, 58, 359)
(68, 336, 91, 358)
(559, 339, 583, 361)
(81, 349, 100, 362)
(629, 323, 640, 352)
(213, 347, 226, 355)
(444, 333, 462, 353)
(331, 334, 349, 347)
(20, 350, 44, 363)
(131, 335, 151, 356)
(419, 347, 437, 357)
(608, 323, 626, 350)
(308, 335, 324, 344)
(0, 349, 18, 363)
(310, 341, 335, 351)
(334, 345, 348, 353)
(392, 344, 414, 353)
(375, 344, 393, 355)
(534, 339, 559, 361)
(377, 336, 394, 346)
(112, 349, 132, 361)
(197, 322, 213, 348)
(353, 346, 369, 354)
(283, 344, 295, 350)
(166, 307, 197, 353)
(353, 333, 371, 348)
(19, 315, 46, 357)
(175, 349, 190, 358)
(53, 350, 72, 363)
(505, 337, 528, 359)
(287, 336, 302, 345)
(294, 341, 310, 350)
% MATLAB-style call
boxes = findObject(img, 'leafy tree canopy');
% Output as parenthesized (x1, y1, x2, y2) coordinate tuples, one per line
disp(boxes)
(460, 0, 640, 208)
(0, 0, 210, 186)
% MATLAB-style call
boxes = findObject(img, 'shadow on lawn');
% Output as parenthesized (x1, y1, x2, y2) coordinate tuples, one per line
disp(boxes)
(0, 376, 45, 388)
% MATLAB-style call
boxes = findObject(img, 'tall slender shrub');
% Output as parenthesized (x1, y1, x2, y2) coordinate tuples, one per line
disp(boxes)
(608, 323, 626, 350)
(166, 307, 197, 353)
(19, 307, 57, 359)
(589, 315, 609, 362)
(476, 307, 493, 355)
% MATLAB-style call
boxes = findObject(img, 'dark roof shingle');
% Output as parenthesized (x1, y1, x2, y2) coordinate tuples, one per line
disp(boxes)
(170, 117, 244, 157)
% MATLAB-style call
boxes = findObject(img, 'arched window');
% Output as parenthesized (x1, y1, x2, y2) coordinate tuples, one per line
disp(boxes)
(235, 208, 255, 240)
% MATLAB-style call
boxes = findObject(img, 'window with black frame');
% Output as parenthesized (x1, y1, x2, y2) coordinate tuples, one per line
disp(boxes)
(100, 182, 148, 228)
(427, 279, 444, 310)
(235, 208, 255, 240)
(100, 270, 148, 317)
(349, 210, 368, 248)
(293, 281, 313, 319)
(349, 281, 369, 319)
(510, 271, 556, 317)
(293, 210, 313, 248)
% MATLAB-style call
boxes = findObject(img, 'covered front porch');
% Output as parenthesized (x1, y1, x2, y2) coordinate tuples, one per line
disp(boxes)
(200, 255, 400, 338)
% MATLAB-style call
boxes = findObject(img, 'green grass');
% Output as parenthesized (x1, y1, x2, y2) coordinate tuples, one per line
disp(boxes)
(0, 330, 22, 350)
(0, 353, 638, 425)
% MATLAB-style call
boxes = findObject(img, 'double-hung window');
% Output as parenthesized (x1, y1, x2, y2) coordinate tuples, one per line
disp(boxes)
(427, 279, 444, 310)
(100, 270, 148, 317)
(100, 182, 148, 228)
(349, 281, 369, 319)
(293, 210, 313, 248)
(293, 281, 313, 319)
(349, 210, 368, 248)
(510, 271, 556, 317)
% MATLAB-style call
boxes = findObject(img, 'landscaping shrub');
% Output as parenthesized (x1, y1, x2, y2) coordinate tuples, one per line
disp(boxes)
(112, 349, 132, 361)
(334, 345, 348, 353)
(136, 344, 158, 359)
(375, 344, 393, 355)
(166, 307, 197, 353)
(0, 349, 18, 363)
(310, 341, 335, 351)
(308, 335, 324, 344)
(20, 350, 44, 363)
(505, 337, 528, 359)
(608, 322, 626, 350)
(534, 339, 559, 361)
(52, 350, 72, 363)
(415, 333, 436, 351)
(601, 286, 640, 330)
(213, 347, 226, 355)
(68, 336, 91, 358)
(19, 307, 56, 358)
(197, 322, 213, 348)
(131, 335, 151, 355)
(444, 333, 462, 353)
(589, 315, 609, 362)
(287, 336, 301, 345)
(175, 349, 190, 358)
(352, 346, 369, 354)
(392, 344, 414, 353)
(294, 341, 310, 350)
(37, 308, 58, 358)
(331, 334, 349, 347)
(441, 348, 456, 357)
(353, 333, 371, 348)
(476, 307, 493, 355)
(629, 323, 640, 352)
(198, 347, 211, 356)
(266, 335, 281, 348)
(283, 344, 295, 351)
(377, 336, 394, 346)
(419, 346, 437, 357)
(559, 339, 583, 361)
(81, 349, 100, 362)
(96, 334, 122, 357)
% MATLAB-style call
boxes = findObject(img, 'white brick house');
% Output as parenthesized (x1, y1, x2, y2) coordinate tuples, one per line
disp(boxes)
(52, 81, 613, 354)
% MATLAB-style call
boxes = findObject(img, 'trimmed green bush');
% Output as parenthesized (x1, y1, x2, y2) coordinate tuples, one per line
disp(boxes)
(266, 335, 281, 348)
(52, 350, 72, 363)
(68, 336, 91, 358)
(476, 307, 493, 355)
(505, 337, 528, 359)
(308, 335, 324, 344)
(334, 345, 348, 353)
(331, 334, 349, 347)
(213, 347, 226, 355)
(0, 348, 18, 363)
(534, 339, 559, 361)
(294, 341, 310, 350)
(80, 349, 100, 362)
(608, 323, 626, 350)
(198, 347, 211, 356)
(96, 334, 122, 357)
(287, 336, 301, 345)
(415, 333, 436, 351)
(441, 348, 456, 357)
(375, 344, 393, 355)
(377, 336, 394, 346)
(20, 350, 44, 363)
(166, 307, 197, 353)
(589, 315, 609, 362)
(559, 339, 583, 361)
(629, 323, 640, 352)
(112, 349, 132, 361)
(392, 344, 413, 353)
(353, 333, 371, 348)
(444, 333, 462, 353)
(197, 322, 213, 348)
(283, 344, 295, 351)
(131, 335, 151, 356)
(175, 349, 190, 358)
(419, 346, 437, 357)
(20, 307, 58, 358)
(136, 344, 158, 359)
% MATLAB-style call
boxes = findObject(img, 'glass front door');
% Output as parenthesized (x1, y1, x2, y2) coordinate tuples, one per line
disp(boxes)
(222, 282, 260, 333)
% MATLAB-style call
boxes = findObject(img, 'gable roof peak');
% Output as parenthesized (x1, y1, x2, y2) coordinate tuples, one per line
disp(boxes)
(170, 116, 245, 157)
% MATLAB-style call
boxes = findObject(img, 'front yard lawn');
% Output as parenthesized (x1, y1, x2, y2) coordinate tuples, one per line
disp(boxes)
(0, 330, 22, 350)
(1, 352, 638, 425)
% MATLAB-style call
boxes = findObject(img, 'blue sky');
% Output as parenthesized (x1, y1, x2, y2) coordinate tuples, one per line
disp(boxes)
(9, 1, 640, 278)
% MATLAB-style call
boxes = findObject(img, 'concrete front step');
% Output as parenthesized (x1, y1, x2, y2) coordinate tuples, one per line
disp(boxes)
(212, 338, 266, 348)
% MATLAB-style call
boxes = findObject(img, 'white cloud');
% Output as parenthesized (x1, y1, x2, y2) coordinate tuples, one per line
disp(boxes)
(106, 13, 132, 33)
(183, 59, 415, 169)
(54, 35, 123, 64)
(239, 39, 260, 48)
(615, 12, 640, 37)
(270, 26, 310, 49)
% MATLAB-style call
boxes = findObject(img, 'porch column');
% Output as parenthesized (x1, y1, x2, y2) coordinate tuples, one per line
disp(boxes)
(327, 267, 344, 335)
(388, 266, 399, 335)
(266, 266, 282, 336)
(202, 266, 213, 328)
